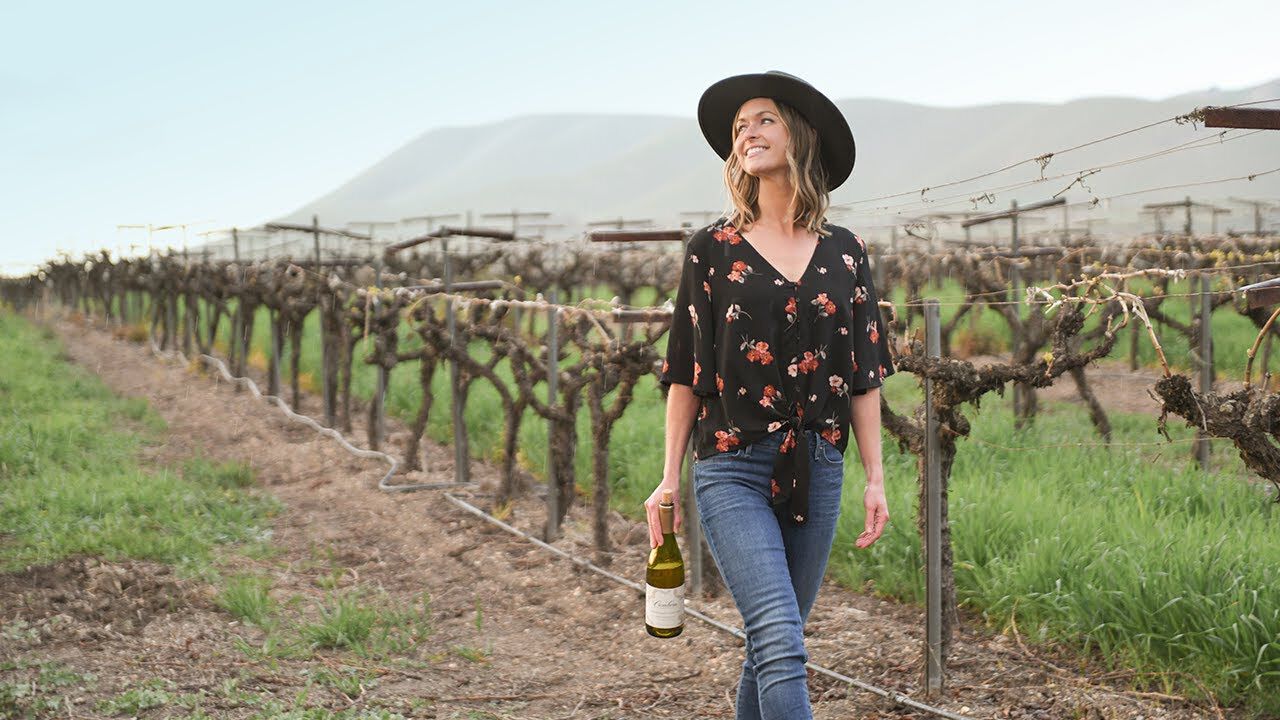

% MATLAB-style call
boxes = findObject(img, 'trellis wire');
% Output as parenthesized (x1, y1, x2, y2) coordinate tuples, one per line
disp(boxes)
(142, 331, 468, 495)
(443, 492, 977, 720)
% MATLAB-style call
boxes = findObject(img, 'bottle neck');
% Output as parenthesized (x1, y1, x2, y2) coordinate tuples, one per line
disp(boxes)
(659, 503, 674, 535)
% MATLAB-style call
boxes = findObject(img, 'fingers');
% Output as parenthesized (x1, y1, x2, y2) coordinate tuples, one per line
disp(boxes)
(855, 505, 890, 549)
(644, 486, 682, 548)
(644, 498, 660, 548)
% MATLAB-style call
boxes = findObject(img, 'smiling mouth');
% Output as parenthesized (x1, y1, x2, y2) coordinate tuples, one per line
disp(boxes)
(745, 146, 768, 159)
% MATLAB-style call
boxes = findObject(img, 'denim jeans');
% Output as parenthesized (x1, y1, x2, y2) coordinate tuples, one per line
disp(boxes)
(693, 428, 844, 720)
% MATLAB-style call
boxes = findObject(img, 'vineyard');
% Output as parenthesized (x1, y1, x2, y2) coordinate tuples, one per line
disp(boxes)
(4, 101, 1280, 718)
(3, 218, 1280, 712)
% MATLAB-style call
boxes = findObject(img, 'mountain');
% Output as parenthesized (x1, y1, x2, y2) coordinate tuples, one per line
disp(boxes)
(274, 79, 1280, 240)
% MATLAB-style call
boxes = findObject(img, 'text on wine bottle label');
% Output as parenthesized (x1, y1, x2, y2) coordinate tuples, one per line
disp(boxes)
(645, 583, 685, 629)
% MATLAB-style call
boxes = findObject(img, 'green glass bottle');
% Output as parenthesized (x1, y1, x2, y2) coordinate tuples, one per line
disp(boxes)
(646, 488, 685, 638)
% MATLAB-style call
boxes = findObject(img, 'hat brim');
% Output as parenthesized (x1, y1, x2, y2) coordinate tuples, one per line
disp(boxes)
(697, 72, 855, 192)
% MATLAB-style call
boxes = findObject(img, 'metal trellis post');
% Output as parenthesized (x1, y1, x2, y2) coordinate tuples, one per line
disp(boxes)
(923, 299, 944, 696)
(545, 287, 561, 541)
(1197, 275, 1213, 470)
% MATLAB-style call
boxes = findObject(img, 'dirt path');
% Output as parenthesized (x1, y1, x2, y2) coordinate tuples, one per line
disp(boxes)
(1, 315, 1222, 719)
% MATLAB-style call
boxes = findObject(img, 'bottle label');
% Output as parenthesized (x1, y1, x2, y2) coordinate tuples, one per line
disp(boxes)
(645, 583, 685, 629)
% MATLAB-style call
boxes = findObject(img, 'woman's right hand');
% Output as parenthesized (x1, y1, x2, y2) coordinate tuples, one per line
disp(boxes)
(644, 480, 683, 548)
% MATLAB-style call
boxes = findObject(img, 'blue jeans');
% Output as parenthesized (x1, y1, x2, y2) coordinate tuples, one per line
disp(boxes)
(693, 428, 844, 720)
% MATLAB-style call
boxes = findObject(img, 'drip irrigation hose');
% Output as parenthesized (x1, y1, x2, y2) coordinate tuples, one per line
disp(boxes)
(146, 340, 468, 494)
(444, 492, 978, 720)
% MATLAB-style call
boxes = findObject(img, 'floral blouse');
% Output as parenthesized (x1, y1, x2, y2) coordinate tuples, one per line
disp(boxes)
(659, 216, 895, 525)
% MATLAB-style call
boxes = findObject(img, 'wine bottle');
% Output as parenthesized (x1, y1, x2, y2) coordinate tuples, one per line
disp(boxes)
(646, 488, 685, 638)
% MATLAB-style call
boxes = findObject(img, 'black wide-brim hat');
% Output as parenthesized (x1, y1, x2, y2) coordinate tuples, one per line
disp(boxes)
(697, 70, 855, 192)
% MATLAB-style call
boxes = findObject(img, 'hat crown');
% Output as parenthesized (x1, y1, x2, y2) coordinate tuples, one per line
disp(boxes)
(763, 70, 807, 84)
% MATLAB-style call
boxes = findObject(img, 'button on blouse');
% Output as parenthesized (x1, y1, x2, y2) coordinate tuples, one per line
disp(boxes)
(659, 217, 895, 525)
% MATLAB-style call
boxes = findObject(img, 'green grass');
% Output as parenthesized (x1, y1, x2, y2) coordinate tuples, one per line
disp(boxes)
(299, 594, 377, 650)
(451, 645, 489, 664)
(293, 590, 431, 658)
(216, 574, 276, 627)
(828, 394, 1280, 713)
(184, 455, 256, 489)
(0, 312, 278, 575)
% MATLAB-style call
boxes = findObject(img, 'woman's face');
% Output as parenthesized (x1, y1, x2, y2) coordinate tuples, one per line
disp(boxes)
(733, 97, 790, 182)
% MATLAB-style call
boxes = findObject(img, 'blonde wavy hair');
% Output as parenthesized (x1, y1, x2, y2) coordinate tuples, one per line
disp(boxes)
(722, 99, 831, 237)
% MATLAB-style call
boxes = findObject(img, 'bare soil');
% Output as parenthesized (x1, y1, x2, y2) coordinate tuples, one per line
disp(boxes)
(0, 316, 1226, 719)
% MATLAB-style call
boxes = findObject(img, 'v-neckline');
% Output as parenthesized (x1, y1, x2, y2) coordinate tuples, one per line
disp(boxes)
(738, 228, 821, 286)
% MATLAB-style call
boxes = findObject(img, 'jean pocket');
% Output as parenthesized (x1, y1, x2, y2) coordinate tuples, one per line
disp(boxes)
(815, 438, 843, 465)
(698, 447, 745, 463)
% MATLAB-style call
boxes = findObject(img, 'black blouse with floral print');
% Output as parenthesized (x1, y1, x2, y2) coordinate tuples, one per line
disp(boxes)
(659, 216, 895, 525)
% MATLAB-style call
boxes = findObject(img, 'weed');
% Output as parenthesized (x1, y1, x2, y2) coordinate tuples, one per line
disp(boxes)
(363, 592, 433, 657)
(290, 589, 432, 658)
(0, 688, 67, 717)
(452, 645, 489, 663)
(314, 567, 348, 591)
(0, 620, 39, 644)
(37, 662, 94, 688)
(299, 594, 377, 649)
(308, 667, 376, 699)
(216, 574, 275, 626)
(96, 680, 174, 715)
(233, 632, 312, 661)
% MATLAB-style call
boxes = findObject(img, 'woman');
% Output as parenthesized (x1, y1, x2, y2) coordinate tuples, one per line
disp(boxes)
(647, 71, 895, 720)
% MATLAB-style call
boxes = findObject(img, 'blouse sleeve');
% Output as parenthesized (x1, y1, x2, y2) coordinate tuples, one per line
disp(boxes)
(658, 232, 719, 397)
(849, 232, 896, 394)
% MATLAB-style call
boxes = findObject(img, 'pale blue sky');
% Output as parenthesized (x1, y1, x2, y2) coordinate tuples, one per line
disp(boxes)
(2, 0, 1276, 274)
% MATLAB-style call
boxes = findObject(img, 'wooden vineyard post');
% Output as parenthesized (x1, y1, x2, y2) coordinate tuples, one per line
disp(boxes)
(443, 236, 470, 486)
(545, 287, 561, 542)
(923, 299, 944, 696)
(683, 442, 702, 597)
(1197, 275, 1214, 470)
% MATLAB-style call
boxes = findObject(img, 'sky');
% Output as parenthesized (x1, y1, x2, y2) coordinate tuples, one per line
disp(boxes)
(2, 0, 1277, 275)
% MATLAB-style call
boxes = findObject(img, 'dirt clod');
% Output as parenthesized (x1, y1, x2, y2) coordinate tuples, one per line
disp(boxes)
(1, 556, 193, 640)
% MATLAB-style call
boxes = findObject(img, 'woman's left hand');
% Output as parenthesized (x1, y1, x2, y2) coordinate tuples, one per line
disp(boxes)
(855, 482, 889, 549)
